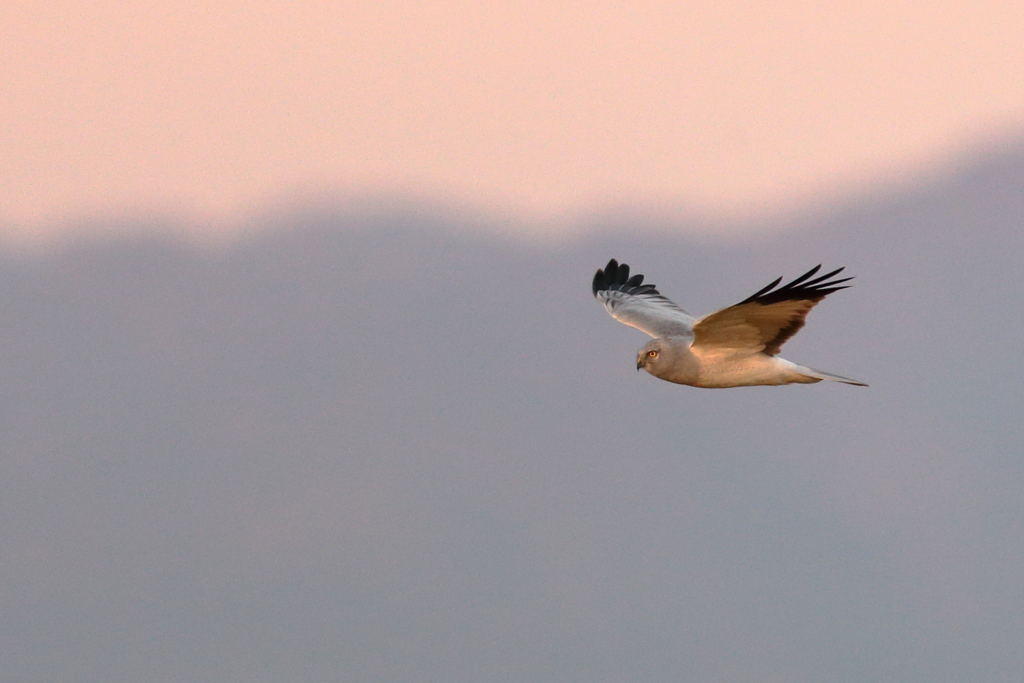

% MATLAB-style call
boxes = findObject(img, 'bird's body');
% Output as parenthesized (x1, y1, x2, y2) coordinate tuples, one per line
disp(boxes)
(646, 343, 820, 388)
(593, 260, 866, 388)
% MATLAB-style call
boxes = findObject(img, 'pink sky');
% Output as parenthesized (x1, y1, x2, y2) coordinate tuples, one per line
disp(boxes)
(4, 1, 1024, 237)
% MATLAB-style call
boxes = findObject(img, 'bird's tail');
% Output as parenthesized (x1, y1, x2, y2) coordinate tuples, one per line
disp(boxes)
(801, 366, 868, 387)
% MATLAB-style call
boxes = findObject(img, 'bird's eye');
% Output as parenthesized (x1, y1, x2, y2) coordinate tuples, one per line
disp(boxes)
(648, 350, 658, 357)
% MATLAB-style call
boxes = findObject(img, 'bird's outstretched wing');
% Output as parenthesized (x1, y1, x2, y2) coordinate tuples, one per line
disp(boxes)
(592, 259, 695, 338)
(691, 265, 852, 355)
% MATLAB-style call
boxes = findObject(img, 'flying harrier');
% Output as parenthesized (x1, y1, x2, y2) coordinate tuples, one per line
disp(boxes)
(592, 260, 866, 388)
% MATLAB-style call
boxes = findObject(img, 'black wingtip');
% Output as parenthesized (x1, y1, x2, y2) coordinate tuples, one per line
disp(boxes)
(592, 259, 613, 297)
(740, 265, 855, 305)
(593, 259, 621, 296)
(592, 259, 676, 306)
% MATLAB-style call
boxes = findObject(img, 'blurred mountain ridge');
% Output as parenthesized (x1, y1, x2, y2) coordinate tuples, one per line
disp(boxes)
(0, 141, 1022, 682)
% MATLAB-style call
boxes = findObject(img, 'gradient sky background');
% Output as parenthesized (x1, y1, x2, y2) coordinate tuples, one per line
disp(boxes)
(2, 160, 1023, 680)
(4, 0, 1024, 236)
(4, 3, 1024, 682)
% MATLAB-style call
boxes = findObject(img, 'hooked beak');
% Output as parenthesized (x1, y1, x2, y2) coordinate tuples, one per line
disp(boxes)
(636, 357, 644, 371)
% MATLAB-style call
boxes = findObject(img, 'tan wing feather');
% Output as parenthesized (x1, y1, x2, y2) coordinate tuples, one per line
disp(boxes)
(691, 266, 852, 356)
(693, 299, 818, 354)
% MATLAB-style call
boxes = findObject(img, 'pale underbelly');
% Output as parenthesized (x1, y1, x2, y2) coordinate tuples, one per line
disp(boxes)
(667, 353, 819, 388)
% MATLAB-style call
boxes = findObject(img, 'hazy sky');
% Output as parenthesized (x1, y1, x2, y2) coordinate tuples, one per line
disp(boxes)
(2, 150, 1023, 680)
(4, 0, 1024, 236)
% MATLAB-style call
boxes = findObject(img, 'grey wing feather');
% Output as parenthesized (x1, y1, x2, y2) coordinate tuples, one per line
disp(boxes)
(592, 259, 694, 338)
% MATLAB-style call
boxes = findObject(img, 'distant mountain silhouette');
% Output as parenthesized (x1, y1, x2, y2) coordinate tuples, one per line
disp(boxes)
(0, 145, 1022, 682)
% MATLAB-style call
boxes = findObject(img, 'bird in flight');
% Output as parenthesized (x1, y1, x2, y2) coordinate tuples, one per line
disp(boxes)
(592, 260, 866, 388)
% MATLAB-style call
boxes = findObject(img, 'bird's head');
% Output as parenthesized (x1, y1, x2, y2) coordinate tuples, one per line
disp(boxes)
(636, 339, 667, 374)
